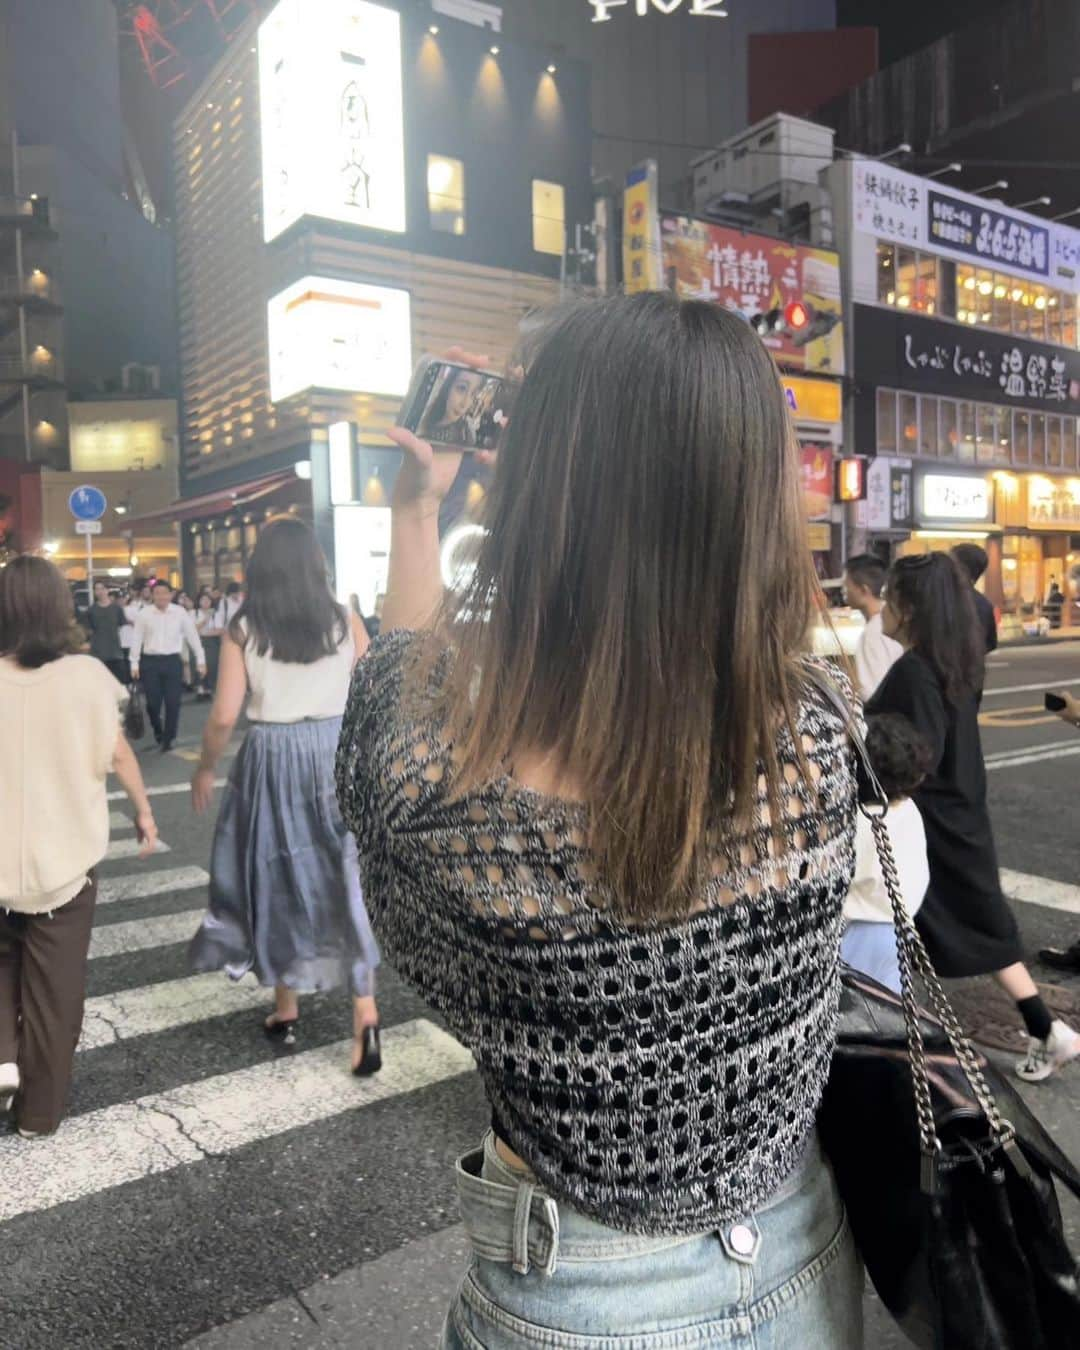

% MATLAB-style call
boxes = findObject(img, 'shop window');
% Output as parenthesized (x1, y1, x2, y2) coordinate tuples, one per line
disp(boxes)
(1013, 411, 1030, 465)
(876, 242, 895, 305)
(894, 248, 917, 310)
(939, 400, 958, 459)
(1047, 292, 1065, 347)
(876, 389, 897, 453)
(956, 264, 977, 325)
(1064, 417, 1079, 470)
(957, 402, 976, 462)
(914, 256, 938, 314)
(532, 180, 565, 257)
(1030, 413, 1046, 466)
(973, 269, 994, 328)
(1046, 416, 1063, 468)
(1062, 293, 1078, 350)
(991, 273, 1011, 331)
(996, 406, 1012, 461)
(938, 258, 958, 320)
(899, 393, 918, 453)
(428, 154, 466, 236)
(976, 404, 997, 464)
(1028, 285, 1050, 342)
(920, 395, 939, 457)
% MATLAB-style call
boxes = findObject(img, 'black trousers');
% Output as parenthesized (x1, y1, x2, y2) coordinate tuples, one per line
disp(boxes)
(141, 653, 183, 744)
(103, 657, 128, 685)
(202, 635, 221, 692)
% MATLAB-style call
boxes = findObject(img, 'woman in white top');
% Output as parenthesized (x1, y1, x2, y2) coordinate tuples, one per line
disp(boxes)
(0, 557, 158, 1137)
(189, 518, 381, 1073)
(841, 713, 931, 994)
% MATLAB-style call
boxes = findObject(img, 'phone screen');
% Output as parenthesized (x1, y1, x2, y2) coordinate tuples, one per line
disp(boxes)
(399, 360, 515, 453)
(1044, 692, 1067, 712)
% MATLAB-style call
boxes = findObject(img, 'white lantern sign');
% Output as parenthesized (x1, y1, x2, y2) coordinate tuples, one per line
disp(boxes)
(267, 276, 412, 403)
(259, 0, 407, 242)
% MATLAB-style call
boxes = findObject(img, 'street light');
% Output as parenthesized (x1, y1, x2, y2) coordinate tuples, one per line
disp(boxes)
(972, 179, 1009, 196)
(1014, 195, 1051, 210)
(926, 162, 962, 179)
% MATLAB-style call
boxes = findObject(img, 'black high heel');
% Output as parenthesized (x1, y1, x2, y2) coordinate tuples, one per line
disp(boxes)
(352, 1024, 382, 1076)
(264, 1014, 299, 1046)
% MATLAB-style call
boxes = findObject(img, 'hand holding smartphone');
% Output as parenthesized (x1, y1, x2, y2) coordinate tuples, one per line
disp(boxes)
(398, 357, 515, 453)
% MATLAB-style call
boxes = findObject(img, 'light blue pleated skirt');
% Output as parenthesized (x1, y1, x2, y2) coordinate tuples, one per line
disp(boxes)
(189, 717, 379, 997)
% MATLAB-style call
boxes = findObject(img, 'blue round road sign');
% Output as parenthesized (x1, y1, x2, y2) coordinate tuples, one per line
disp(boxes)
(69, 485, 108, 522)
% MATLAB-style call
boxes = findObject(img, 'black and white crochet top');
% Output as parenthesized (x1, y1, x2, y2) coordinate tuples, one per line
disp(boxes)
(336, 632, 857, 1235)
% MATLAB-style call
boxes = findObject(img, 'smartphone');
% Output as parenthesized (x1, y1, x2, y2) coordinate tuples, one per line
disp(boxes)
(1044, 692, 1067, 712)
(398, 357, 515, 453)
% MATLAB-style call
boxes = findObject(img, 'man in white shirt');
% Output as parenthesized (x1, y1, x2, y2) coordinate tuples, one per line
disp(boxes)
(844, 553, 903, 702)
(130, 582, 206, 751)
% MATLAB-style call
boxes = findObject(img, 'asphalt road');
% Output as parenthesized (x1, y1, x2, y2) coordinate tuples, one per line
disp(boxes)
(2, 648, 1079, 1350)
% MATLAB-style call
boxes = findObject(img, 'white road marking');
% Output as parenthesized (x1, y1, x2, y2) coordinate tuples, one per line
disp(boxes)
(106, 779, 225, 802)
(105, 837, 170, 861)
(985, 736, 1080, 763)
(89, 910, 203, 960)
(0, 1020, 473, 1223)
(97, 866, 209, 906)
(986, 744, 1080, 771)
(1001, 869, 1080, 916)
(79, 972, 267, 1050)
(983, 678, 1080, 698)
(108, 810, 134, 832)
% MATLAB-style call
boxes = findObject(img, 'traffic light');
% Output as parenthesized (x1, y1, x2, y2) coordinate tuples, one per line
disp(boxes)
(749, 301, 840, 346)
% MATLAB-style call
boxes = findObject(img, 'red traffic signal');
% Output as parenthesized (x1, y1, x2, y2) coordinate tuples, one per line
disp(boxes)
(784, 301, 810, 332)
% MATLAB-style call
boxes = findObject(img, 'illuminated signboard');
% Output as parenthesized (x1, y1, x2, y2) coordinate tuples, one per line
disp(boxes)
(267, 276, 412, 403)
(782, 376, 842, 424)
(919, 473, 993, 524)
(590, 1, 729, 19)
(259, 0, 406, 242)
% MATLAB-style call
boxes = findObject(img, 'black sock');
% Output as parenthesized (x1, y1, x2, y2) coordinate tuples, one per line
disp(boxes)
(1017, 994, 1053, 1041)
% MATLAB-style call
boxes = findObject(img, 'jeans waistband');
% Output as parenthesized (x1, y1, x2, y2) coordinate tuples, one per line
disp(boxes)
(454, 1130, 818, 1279)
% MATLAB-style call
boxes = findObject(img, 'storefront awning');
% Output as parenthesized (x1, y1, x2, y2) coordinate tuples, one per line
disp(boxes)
(126, 469, 300, 530)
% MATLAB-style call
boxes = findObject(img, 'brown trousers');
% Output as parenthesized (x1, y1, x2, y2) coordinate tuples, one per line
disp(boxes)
(0, 874, 97, 1133)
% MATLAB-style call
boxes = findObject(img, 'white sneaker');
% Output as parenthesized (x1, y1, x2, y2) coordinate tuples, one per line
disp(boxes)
(1016, 1020, 1080, 1083)
(0, 1062, 17, 1114)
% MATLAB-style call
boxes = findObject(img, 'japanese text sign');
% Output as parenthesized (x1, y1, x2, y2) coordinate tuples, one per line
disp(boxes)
(918, 472, 993, 524)
(661, 215, 844, 375)
(929, 189, 1048, 276)
(623, 161, 662, 295)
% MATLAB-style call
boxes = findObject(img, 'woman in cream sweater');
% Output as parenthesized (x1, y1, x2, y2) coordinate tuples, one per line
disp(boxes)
(0, 556, 158, 1137)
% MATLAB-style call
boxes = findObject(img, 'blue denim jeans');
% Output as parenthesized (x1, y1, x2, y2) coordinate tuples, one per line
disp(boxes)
(441, 1130, 863, 1348)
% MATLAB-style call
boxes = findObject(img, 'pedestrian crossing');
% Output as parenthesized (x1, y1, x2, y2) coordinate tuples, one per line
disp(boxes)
(3, 799, 1077, 1350)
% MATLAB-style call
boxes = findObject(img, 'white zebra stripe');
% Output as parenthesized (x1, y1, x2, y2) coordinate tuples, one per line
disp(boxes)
(89, 910, 203, 960)
(79, 972, 268, 1050)
(97, 866, 209, 906)
(0, 1020, 473, 1223)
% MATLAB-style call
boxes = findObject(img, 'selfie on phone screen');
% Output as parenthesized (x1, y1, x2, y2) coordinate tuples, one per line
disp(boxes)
(413, 363, 512, 452)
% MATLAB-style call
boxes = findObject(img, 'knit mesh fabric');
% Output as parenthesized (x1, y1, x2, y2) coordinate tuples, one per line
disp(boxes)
(336, 632, 857, 1235)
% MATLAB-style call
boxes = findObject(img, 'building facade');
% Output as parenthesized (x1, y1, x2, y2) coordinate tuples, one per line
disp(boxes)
(0, 0, 177, 470)
(169, 0, 592, 604)
(827, 156, 1080, 633)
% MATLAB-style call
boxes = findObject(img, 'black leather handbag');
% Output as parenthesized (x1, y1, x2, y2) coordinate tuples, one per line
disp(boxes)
(808, 670, 1080, 1349)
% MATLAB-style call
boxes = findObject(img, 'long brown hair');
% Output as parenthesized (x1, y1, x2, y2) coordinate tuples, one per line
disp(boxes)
(0, 554, 81, 668)
(414, 292, 820, 920)
(230, 516, 347, 664)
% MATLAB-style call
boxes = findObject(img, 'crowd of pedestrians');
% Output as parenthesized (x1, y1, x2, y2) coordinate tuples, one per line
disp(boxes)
(1, 293, 1078, 1346)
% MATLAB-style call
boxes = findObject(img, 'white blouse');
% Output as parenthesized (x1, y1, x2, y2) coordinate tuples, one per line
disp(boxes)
(241, 622, 355, 723)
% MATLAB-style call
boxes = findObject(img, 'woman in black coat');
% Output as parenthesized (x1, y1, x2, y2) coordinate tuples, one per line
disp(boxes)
(867, 552, 1079, 1083)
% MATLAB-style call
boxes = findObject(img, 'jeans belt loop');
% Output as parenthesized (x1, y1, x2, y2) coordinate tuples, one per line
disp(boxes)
(510, 1182, 561, 1278)
(511, 1181, 534, 1275)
